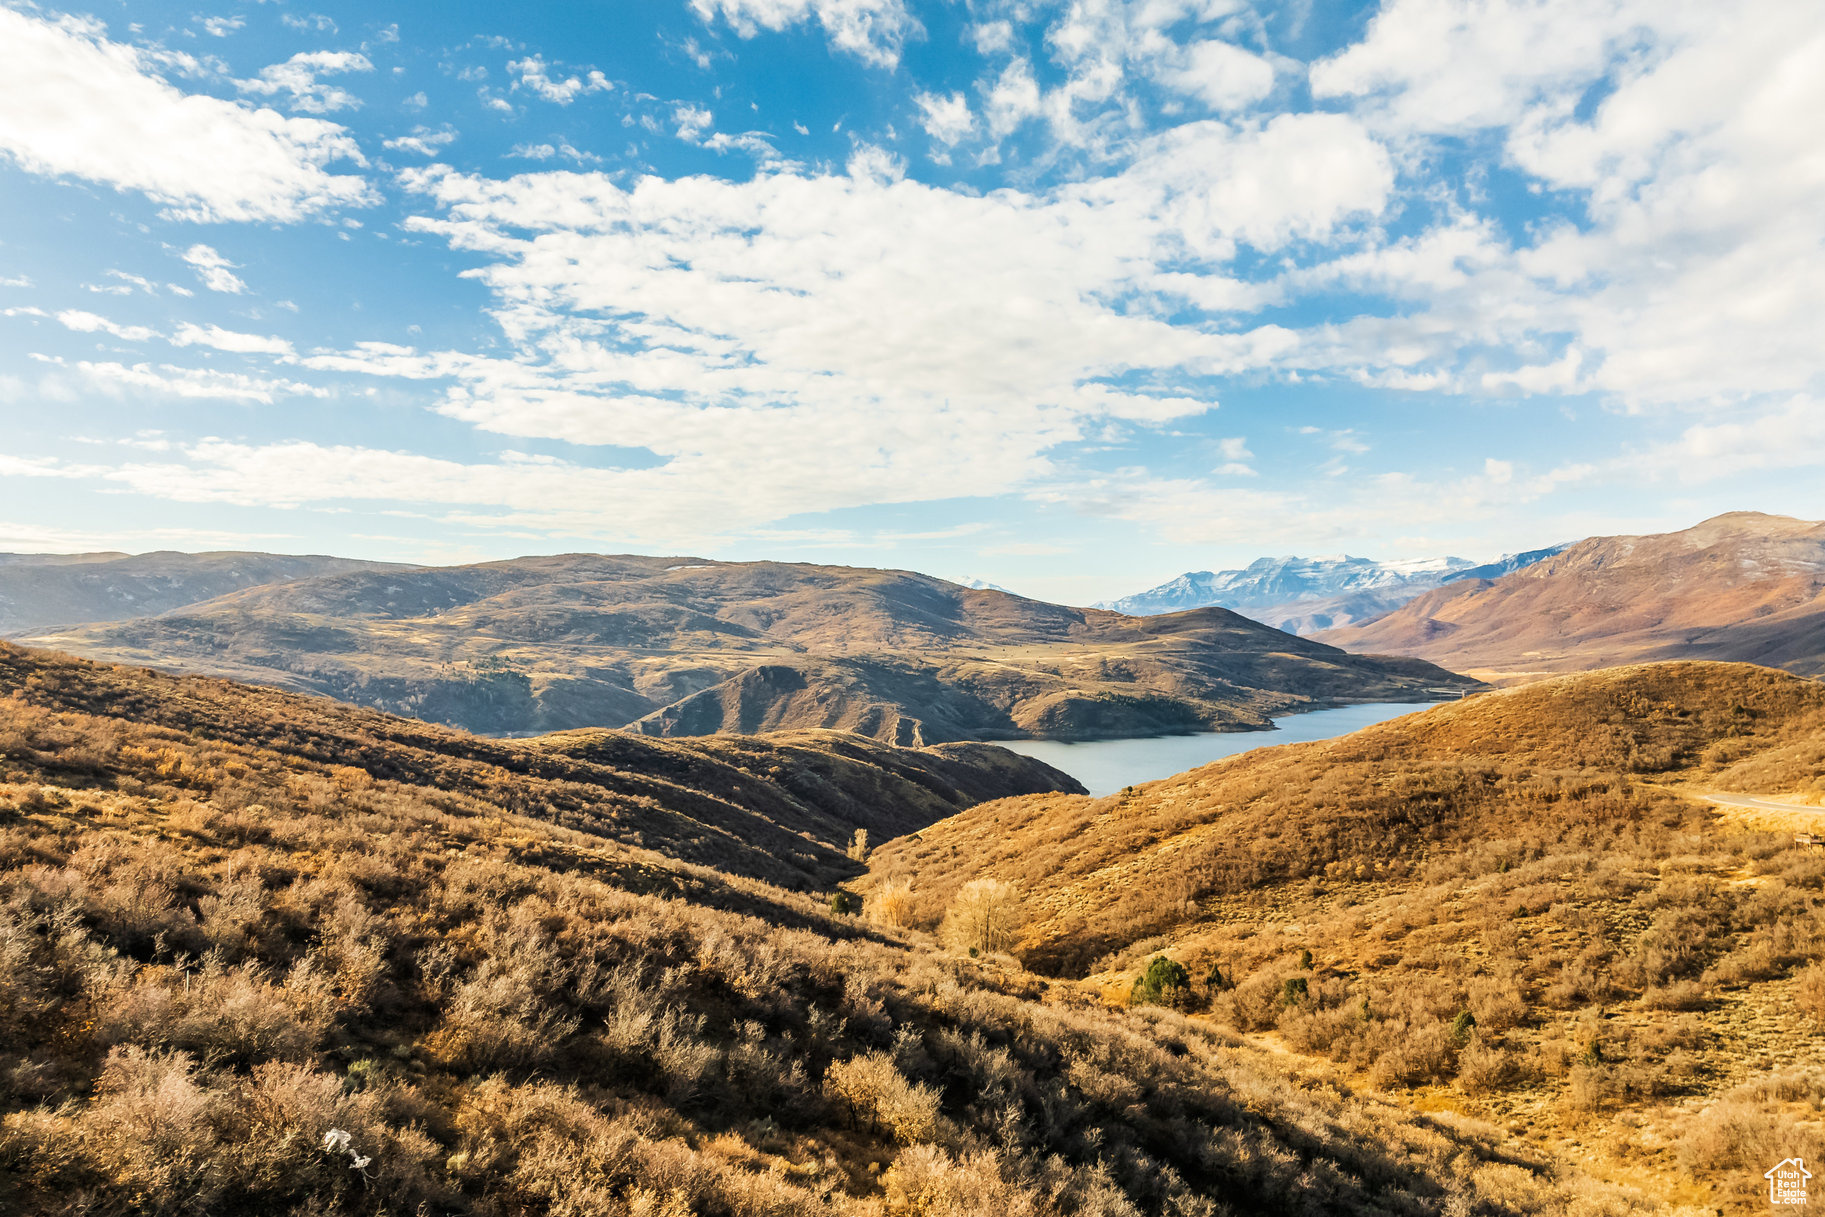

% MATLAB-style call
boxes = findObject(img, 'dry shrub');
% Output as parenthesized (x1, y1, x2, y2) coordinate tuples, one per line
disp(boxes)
(1678, 1073, 1825, 1172)
(435, 957, 582, 1071)
(1466, 975, 1528, 1032)
(1455, 1035, 1518, 1094)
(883, 1144, 1136, 1217)
(870, 877, 916, 930)
(825, 1051, 940, 1143)
(1797, 963, 1825, 1022)
(938, 879, 1020, 956)
(1638, 979, 1710, 1011)
(94, 956, 329, 1066)
(1213, 960, 1299, 1031)
(1367, 1020, 1452, 1090)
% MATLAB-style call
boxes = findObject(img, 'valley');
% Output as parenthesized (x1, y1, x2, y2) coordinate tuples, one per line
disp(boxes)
(866, 661, 1825, 1211)
(0, 641, 1637, 1216)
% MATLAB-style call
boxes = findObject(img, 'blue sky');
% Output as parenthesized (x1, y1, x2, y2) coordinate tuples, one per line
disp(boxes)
(0, 0, 1820, 604)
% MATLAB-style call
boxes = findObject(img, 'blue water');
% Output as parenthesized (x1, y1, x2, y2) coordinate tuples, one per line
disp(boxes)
(998, 701, 1443, 797)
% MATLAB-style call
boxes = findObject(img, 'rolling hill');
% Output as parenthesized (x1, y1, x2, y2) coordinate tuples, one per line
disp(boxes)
(866, 660, 1825, 1210)
(0, 641, 1078, 890)
(22, 553, 1476, 742)
(0, 641, 1613, 1216)
(1316, 513, 1825, 681)
(0, 550, 405, 636)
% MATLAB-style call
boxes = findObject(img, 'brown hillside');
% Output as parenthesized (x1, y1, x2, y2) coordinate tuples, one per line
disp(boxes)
(25, 554, 1474, 743)
(0, 642, 1077, 890)
(0, 550, 407, 636)
(0, 642, 1634, 1217)
(869, 661, 1825, 1211)
(1316, 512, 1825, 681)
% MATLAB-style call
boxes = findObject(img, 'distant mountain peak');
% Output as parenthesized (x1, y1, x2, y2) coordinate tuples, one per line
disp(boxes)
(1098, 548, 1558, 634)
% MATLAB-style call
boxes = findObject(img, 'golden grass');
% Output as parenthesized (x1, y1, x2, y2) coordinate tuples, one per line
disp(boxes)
(0, 641, 1645, 1216)
(871, 661, 1825, 1213)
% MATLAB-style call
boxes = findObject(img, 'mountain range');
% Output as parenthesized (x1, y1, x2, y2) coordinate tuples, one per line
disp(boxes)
(1316, 512, 1825, 681)
(1098, 546, 1567, 633)
(11, 554, 1472, 743)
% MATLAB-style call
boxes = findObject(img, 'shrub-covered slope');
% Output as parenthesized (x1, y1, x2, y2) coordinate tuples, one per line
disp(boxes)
(0, 644, 1638, 1216)
(869, 662, 1825, 1211)
(0, 643, 1080, 891)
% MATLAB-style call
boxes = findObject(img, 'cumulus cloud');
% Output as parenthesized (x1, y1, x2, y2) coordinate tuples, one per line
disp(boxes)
(508, 56, 611, 104)
(983, 59, 1043, 136)
(182, 245, 247, 294)
(169, 323, 295, 356)
(914, 91, 975, 145)
(0, 9, 372, 222)
(1155, 39, 1275, 111)
(77, 361, 330, 403)
(674, 105, 714, 141)
(383, 126, 459, 156)
(55, 309, 156, 343)
(284, 125, 1387, 535)
(1303, 0, 1825, 407)
(236, 50, 374, 114)
(689, 0, 920, 68)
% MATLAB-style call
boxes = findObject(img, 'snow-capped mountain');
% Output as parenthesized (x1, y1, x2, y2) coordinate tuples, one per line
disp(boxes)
(953, 576, 1015, 594)
(1441, 544, 1571, 584)
(1097, 549, 1562, 634)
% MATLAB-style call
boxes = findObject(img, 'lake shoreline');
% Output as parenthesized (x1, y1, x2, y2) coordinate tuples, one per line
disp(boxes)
(994, 699, 1445, 796)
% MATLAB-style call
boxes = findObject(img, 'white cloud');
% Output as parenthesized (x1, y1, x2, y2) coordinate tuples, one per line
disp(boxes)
(1627, 396, 1825, 483)
(845, 142, 904, 183)
(674, 105, 714, 141)
(969, 20, 1014, 55)
(984, 59, 1043, 136)
(282, 14, 339, 34)
(383, 126, 459, 156)
(289, 138, 1385, 536)
(1128, 115, 1394, 253)
(914, 91, 975, 145)
(236, 50, 375, 114)
(55, 309, 157, 342)
(169, 323, 295, 356)
(0, 10, 371, 223)
(100, 270, 161, 295)
(78, 361, 329, 404)
(689, 0, 919, 68)
(1310, 0, 1659, 137)
(182, 245, 247, 294)
(1155, 39, 1275, 111)
(507, 56, 611, 105)
(200, 15, 244, 38)
(1303, 0, 1825, 408)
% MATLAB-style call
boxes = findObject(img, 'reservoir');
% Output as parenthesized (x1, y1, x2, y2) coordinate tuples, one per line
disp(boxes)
(999, 701, 1442, 797)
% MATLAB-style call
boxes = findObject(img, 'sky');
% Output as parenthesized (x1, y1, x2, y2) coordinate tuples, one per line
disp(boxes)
(0, 0, 1820, 605)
